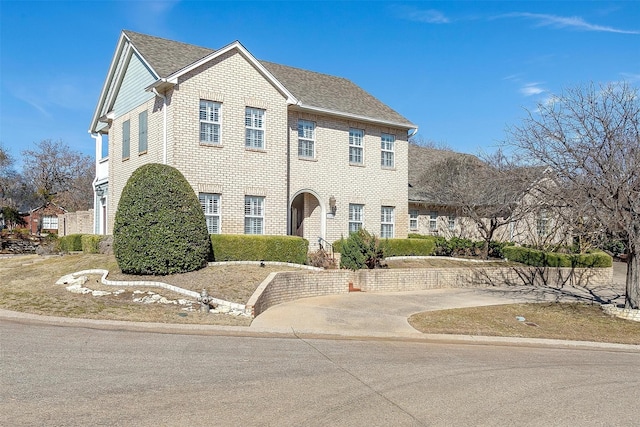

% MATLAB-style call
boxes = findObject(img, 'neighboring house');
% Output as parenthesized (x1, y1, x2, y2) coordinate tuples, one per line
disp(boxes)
(23, 202, 67, 235)
(89, 31, 416, 249)
(408, 144, 569, 246)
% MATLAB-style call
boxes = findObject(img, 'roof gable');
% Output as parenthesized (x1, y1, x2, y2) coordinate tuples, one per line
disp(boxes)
(90, 31, 417, 134)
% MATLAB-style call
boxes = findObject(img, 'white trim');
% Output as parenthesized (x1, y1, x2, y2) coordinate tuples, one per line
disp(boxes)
(289, 189, 326, 241)
(291, 103, 417, 131)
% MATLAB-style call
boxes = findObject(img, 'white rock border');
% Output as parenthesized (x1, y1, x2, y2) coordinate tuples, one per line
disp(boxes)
(56, 269, 249, 315)
(601, 304, 640, 322)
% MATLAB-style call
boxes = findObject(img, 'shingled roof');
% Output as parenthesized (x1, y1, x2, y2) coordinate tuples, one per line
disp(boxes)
(122, 30, 414, 128)
(408, 144, 484, 205)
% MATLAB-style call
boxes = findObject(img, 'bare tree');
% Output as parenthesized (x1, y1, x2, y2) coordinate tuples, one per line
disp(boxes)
(416, 149, 538, 258)
(21, 139, 94, 211)
(505, 82, 640, 309)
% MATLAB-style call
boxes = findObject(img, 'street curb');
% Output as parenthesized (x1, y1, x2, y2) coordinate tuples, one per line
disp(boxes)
(2, 308, 639, 352)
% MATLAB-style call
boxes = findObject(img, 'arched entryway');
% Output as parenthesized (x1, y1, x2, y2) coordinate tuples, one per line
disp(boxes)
(290, 190, 325, 250)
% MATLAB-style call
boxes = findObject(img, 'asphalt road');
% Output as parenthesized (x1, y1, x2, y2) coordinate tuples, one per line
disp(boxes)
(3, 320, 640, 426)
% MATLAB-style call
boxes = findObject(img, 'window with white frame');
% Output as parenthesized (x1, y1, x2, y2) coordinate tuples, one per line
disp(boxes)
(122, 119, 130, 159)
(298, 120, 315, 158)
(409, 209, 419, 230)
(381, 206, 395, 238)
(200, 100, 221, 144)
(199, 193, 221, 234)
(244, 196, 264, 234)
(245, 107, 265, 149)
(448, 215, 456, 231)
(138, 110, 148, 154)
(349, 128, 363, 164)
(348, 204, 364, 233)
(42, 215, 58, 230)
(381, 133, 395, 168)
(429, 211, 438, 231)
(537, 209, 549, 237)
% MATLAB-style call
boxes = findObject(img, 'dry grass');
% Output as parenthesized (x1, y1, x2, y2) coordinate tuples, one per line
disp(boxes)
(0, 254, 298, 326)
(409, 303, 640, 345)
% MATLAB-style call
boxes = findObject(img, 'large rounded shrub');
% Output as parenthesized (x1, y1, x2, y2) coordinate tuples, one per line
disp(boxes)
(113, 163, 210, 275)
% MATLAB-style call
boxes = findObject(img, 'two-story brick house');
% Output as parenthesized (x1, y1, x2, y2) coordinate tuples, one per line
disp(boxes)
(89, 31, 417, 249)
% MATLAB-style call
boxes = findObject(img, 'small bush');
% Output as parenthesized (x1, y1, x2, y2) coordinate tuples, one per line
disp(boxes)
(488, 240, 514, 259)
(339, 229, 385, 270)
(81, 235, 103, 254)
(380, 238, 437, 257)
(307, 248, 337, 269)
(114, 164, 211, 275)
(502, 246, 612, 268)
(210, 234, 308, 264)
(59, 234, 83, 252)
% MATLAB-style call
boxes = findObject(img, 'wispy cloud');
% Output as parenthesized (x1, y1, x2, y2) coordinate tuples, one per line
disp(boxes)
(498, 12, 640, 34)
(520, 83, 546, 97)
(619, 73, 640, 83)
(394, 6, 451, 24)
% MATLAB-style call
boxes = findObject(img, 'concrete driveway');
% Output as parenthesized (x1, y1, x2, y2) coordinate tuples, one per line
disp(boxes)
(251, 262, 628, 337)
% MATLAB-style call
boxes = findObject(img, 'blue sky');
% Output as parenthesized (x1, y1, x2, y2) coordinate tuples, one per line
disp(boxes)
(1, 1, 639, 166)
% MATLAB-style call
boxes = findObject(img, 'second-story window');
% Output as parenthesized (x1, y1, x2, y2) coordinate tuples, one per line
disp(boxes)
(381, 133, 395, 168)
(245, 107, 265, 149)
(122, 119, 130, 160)
(349, 128, 364, 164)
(138, 110, 148, 154)
(298, 120, 315, 158)
(200, 100, 221, 144)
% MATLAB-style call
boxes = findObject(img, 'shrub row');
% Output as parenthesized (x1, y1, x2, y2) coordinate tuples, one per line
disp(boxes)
(502, 246, 612, 268)
(333, 234, 437, 258)
(58, 234, 83, 252)
(58, 234, 108, 254)
(210, 234, 308, 264)
(381, 237, 437, 257)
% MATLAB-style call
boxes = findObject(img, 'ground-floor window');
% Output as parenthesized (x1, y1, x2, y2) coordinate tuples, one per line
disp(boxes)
(448, 215, 456, 231)
(245, 196, 264, 234)
(42, 215, 58, 230)
(199, 193, 221, 234)
(409, 209, 419, 230)
(381, 206, 394, 238)
(349, 204, 364, 233)
(429, 211, 438, 231)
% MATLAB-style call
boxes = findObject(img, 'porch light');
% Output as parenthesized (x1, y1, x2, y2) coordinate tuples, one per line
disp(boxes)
(329, 196, 337, 214)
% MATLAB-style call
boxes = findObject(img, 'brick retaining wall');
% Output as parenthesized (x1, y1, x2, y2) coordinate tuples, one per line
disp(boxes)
(246, 266, 612, 317)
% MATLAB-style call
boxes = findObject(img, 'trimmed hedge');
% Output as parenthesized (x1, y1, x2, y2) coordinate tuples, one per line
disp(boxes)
(59, 234, 83, 252)
(381, 238, 437, 257)
(503, 246, 612, 268)
(81, 235, 103, 254)
(210, 234, 308, 264)
(334, 236, 437, 257)
(114, 164, 211, 275)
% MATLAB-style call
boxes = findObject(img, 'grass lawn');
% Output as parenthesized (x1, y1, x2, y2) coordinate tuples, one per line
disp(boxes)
(2, 253, 638, 345)
(0, 253, 297, 326)
(409, 302, 640, 345)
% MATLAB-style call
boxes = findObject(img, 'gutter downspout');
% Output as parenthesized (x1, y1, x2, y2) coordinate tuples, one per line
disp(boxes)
(153, 88, 168, 165)
(286, 120, 291, 235)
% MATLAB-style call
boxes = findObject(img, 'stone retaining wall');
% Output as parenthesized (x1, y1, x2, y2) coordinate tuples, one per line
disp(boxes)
(246, 266, 612, 317)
